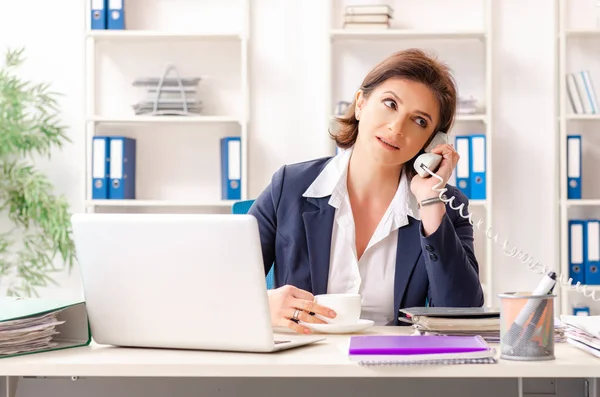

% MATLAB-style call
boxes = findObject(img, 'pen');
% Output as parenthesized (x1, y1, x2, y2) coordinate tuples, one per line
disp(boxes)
(512, 282, 556, 351)
(504, 271, 556, 347)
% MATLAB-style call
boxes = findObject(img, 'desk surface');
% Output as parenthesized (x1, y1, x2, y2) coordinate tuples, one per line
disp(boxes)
(1, 327, 598, 378)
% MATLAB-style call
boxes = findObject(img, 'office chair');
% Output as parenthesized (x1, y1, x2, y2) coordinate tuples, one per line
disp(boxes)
(232, 200, 275, 290)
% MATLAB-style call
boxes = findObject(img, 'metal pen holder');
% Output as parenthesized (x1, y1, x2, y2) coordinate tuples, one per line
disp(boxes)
(498, 292, 556, 361)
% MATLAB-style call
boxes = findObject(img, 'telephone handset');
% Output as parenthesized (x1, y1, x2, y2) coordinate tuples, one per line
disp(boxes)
(414, 131, 600, 304)
(413, 131, 447, 178)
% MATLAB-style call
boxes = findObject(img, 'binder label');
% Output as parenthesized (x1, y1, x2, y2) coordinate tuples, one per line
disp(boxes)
(228, 140, 241, 180)
(568, 138, 581, 178)
(571, 223, 584, 264)
(456, 138, 469, 179)
(589, 221, 600, 262)
(472, 136, 485, 172)
(110, 139, 123, 179)
(92, 139, 106, 180)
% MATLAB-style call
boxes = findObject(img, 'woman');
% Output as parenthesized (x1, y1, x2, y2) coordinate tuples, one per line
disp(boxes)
(249, 48, 484, 334)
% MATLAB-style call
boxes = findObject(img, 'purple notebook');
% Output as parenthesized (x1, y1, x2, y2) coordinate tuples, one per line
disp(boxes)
(348, 335, 490, 356)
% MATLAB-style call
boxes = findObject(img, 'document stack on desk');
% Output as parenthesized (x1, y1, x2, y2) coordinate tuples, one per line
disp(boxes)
(399, 307, 501, 342)
(401, 307, 566, 343)
(0, 298, 90, 358)
(560, 315, 600, 358)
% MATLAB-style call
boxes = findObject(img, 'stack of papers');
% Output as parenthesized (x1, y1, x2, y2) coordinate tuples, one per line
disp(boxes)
(409, 318, 501, 342)
(0, 298, 90, 358)
(419, 320, 567, 344)
(0, 304, 64, 356)
(401, 307, 565, 343)
(560, 315, 600, 358)
(400, 307, 501, 341)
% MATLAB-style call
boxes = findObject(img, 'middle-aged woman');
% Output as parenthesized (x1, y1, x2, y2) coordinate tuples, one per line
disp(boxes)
(248, 48, 484, 334)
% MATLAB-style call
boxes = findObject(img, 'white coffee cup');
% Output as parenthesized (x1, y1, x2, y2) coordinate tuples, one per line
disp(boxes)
(313, 293, 362, 325)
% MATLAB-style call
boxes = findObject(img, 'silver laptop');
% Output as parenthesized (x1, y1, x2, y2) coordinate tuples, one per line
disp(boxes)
(70, 212, 325, 353)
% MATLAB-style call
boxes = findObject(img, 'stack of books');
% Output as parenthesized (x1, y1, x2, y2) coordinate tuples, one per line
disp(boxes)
(132, 65, 203, 116)
(566, 70, 599, 115)
(343, 4, 393, 29)
(560, 315, 600, 358)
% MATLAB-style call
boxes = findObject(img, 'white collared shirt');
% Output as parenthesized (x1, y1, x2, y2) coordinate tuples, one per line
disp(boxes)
(302, 148, 420, 325)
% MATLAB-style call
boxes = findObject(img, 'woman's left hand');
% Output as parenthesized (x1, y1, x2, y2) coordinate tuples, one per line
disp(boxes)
(410, 143, 460, 203)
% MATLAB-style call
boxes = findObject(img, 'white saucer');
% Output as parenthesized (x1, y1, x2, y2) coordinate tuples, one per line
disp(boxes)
(299, 319, 374, 334)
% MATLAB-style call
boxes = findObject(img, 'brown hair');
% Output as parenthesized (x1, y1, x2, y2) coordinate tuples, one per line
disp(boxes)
(330, 48, 457, 179)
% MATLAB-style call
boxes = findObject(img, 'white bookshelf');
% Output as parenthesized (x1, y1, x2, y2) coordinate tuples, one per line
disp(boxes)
(557, 0, 600, 315)
(326, 0, 494, 305)
(83, 0, 250, 213)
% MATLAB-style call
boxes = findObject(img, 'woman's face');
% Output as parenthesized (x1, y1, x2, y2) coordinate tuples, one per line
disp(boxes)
(354, 77, 440, 167)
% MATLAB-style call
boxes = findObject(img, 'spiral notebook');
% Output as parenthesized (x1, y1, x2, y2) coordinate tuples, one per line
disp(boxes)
(348, 335, 497, 366)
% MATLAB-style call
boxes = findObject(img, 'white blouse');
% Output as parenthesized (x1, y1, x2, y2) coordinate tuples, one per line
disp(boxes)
(302, 148, 420, 325)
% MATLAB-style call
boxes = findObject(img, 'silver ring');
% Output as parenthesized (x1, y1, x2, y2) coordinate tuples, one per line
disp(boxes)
(292, 309, 301, 321)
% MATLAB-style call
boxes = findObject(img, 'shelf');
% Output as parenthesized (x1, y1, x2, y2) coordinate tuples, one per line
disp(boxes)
(330, 114, 487, 122)
(564, 284, 600, 291)
(566, 114, 600, 120)
(564, 199, 600, 207)
(87, 30, 242, 41)
(469, 200, 486, 206)
(89, 115, 242, 124)
(86, 200, 237, 208)
(456, 114, 487, 122)
(565, 29, 600, 37)
(330, 29, 486, 40)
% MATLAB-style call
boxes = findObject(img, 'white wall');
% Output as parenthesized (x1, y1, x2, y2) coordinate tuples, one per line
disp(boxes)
(0, 0, 569, 306)
(491, 0, 558, 299)
(0, 0, 86, 299)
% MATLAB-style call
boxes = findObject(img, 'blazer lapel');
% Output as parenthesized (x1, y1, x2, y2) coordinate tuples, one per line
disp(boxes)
(303, 196, 335, 295)
(394, 217, 423, 314)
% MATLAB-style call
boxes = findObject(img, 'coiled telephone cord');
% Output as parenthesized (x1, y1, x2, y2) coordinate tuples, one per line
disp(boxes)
(420, 164, 600, 303)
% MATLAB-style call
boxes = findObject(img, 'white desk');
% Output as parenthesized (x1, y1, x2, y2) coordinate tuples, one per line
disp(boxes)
(2, 327, 600, 397)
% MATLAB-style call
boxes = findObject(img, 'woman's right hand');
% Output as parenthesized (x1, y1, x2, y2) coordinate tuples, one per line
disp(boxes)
(267, 285, 337, 334)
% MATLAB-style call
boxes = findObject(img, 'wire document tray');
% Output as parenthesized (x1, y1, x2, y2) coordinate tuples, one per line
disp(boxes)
(132, 64, 203, 116)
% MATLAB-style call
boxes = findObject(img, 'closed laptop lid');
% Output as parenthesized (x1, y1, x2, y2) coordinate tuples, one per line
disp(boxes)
(70, 213, 274, 352)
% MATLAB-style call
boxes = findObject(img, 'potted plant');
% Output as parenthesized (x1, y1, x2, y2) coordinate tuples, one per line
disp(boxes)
(0, 48, 76, 297)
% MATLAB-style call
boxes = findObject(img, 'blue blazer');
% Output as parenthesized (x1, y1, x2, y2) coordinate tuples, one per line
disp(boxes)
(248, 157, 484, 325)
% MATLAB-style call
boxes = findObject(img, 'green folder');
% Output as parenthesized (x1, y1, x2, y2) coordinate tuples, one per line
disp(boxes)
(0, 297, 90, 358)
